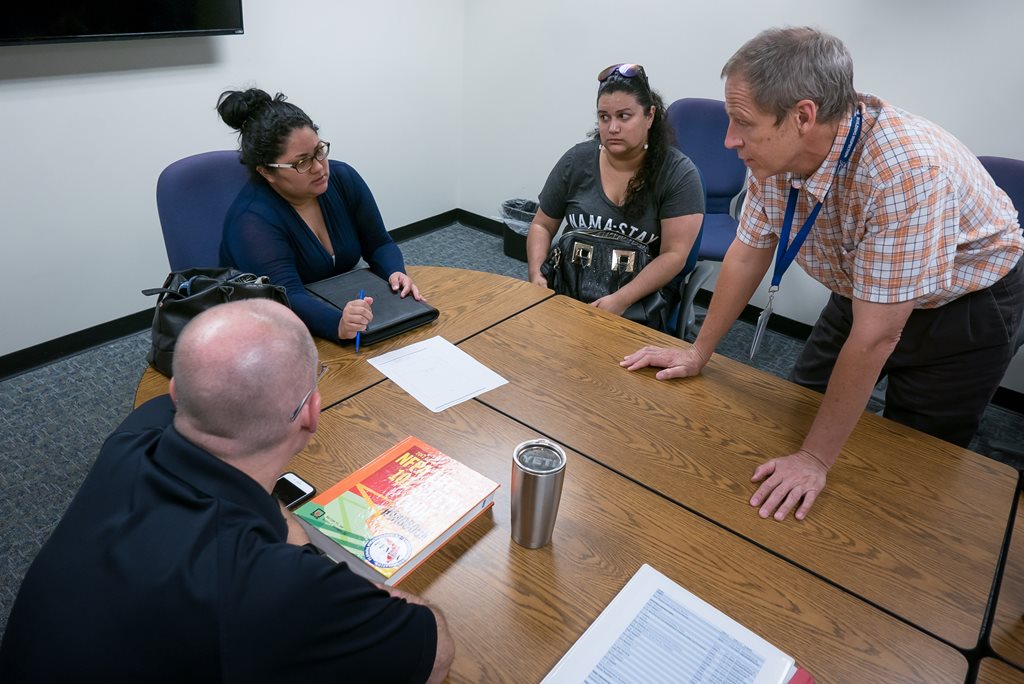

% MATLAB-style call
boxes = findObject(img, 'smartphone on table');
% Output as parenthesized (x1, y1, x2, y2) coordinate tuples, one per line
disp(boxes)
(273, 472, 316, 510)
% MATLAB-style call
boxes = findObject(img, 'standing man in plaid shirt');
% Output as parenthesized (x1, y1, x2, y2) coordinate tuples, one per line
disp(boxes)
(623, 26, 1023, 521)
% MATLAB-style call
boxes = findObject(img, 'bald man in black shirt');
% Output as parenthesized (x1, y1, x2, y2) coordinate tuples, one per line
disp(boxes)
(0, 300, 453, 683)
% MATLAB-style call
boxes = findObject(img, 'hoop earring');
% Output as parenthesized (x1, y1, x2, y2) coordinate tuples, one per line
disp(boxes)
(599, 144, 604, 151)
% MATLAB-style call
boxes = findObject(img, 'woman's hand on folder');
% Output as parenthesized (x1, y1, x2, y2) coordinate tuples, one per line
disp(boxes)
(389, 272, 424, 301)
(339, 297, 374, 340)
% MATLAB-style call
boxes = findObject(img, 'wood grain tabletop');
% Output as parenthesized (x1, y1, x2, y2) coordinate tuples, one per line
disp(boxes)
(459, 294, 1018, 650)
(991, 495, 1024, 669)
(976, 658, 1024, 684)
(288, 381, 967, 683)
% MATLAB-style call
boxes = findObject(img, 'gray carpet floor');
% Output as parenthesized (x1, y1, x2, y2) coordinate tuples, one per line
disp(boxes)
(2, 221, 1022, 641)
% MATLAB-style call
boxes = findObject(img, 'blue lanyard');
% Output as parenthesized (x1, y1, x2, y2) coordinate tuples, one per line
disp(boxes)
(769, 109, 863, 288)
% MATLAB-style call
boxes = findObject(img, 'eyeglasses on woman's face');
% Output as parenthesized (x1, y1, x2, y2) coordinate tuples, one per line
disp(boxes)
(266, 141, 330, 174)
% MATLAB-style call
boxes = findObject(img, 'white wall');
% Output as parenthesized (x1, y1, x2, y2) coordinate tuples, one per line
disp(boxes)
(459, 0, 1024, 221)
(0, 0, 464, 357)
(3, 0, 1023, 392)
(459, 0, 1024, 392)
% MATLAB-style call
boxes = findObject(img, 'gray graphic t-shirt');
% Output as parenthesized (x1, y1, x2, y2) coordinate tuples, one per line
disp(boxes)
(538, 140, 704, 257)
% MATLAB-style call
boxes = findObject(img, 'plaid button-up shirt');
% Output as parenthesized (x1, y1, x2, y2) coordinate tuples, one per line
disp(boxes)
(737, 94, 1023, 307)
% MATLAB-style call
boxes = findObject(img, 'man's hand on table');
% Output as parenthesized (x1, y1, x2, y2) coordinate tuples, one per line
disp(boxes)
(749, 449, 829, 521)
(620, 345, 709, 380)
(621, 346, 832, 521)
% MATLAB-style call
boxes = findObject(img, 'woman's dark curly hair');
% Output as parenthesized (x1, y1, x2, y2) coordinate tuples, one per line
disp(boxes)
(591, 71, 674, 221)
(216, 88, 318, 181)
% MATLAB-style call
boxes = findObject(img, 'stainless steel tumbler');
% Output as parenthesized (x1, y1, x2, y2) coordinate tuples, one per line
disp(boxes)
(511, 439, 567, 548)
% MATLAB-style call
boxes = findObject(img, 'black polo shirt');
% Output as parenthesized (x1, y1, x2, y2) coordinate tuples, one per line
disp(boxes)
(0, 396, 437, 682)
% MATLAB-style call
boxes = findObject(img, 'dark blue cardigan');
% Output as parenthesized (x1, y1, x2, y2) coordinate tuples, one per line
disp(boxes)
(220, 160, 405, 341)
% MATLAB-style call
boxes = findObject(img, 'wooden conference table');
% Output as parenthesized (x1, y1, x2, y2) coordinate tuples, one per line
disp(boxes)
(135, 266, 1017, 680)
(976, 658, 1024, 684)
(990, 494, 1024, 673)
(461, 295, 1019, 652)
(304, 381, 964, 682)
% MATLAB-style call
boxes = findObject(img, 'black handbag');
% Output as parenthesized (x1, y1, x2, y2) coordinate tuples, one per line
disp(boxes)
(142, 268, 289, 376)
(540, 229, 670, 330)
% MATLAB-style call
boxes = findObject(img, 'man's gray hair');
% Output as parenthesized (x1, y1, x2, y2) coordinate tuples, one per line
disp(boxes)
(722, 26, 859, 124)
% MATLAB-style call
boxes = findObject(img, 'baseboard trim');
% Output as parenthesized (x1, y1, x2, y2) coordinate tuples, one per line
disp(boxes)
(389, 209, 504, 243)
(0, 309, 153, 381)
(388, 209, 460, 242)
(454, 209, 504, 236)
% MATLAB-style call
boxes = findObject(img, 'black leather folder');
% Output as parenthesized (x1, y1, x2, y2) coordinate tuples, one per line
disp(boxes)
(306, 269, 439, 345)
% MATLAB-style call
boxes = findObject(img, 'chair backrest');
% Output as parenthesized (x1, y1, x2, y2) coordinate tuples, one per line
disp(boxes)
(155, 150, 250, 271)
(978, 155, 1024, 352)
(978, 155, 1024, 218)
(666, 98, 747, 215)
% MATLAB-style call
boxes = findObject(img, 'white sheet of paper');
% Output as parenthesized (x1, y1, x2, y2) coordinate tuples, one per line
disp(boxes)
(367, 336, 507, 413)
(543, 564, 796, 684)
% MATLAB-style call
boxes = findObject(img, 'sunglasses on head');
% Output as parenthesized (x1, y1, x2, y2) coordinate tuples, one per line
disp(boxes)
(597, 63, 647, 83)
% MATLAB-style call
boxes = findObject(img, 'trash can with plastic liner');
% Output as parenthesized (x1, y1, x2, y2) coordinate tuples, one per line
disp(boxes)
(500, 198, 538, 262)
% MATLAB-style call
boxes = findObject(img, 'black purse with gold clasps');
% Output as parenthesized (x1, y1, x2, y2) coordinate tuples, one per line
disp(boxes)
(540, 229, 669, 330)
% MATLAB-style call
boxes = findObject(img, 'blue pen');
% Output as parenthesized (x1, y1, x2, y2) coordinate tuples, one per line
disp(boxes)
(355, 289, 365, 353)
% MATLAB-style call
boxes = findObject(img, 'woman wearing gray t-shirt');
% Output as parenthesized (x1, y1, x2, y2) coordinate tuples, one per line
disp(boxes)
(526, 64, 705, 323)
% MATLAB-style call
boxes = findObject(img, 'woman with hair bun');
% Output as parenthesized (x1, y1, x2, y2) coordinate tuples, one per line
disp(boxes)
(217, 88, 421, 343)
(526, 64, 704, 325)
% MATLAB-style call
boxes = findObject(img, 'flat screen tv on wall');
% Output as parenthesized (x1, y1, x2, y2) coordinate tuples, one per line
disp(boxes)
(2, 1, 244, 46)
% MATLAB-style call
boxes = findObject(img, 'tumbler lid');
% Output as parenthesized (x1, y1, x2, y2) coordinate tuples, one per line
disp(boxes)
(513, 439, 566, 475)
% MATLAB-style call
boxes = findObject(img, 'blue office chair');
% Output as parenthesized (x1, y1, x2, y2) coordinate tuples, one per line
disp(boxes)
(978, 155, 1024, 460)
(155, 150, 250, 271)
(666, 98, 748, 338)
(664, 167, 705, 338)
(978, 156, 1024, 355)
(979, 156, 1024, 222)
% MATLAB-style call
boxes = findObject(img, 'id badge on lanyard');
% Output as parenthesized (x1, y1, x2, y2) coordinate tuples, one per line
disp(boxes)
(749, 109, 862, 359)
(750, 287, 777, 359)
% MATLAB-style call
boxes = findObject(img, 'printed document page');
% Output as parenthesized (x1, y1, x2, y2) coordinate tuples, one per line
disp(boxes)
(543, 564, 795, 684)
(368, 336, 507, 412)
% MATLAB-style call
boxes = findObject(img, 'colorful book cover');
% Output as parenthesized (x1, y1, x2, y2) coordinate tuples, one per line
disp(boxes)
(295, 436, 499, 585)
